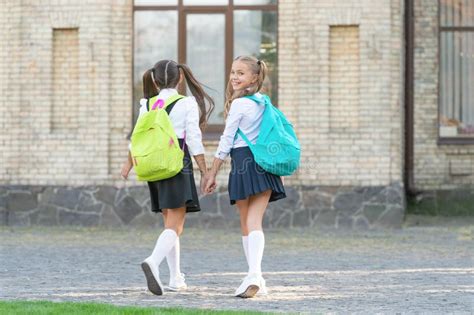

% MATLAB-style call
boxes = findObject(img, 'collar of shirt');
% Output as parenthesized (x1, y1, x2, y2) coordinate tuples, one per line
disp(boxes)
(157, 88, 178, 100)
(139, 88, 179, 107)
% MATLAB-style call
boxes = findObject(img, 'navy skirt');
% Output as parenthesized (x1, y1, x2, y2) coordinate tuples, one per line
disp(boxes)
(228, 146, 286, 205)
(147, 139, 200, 213)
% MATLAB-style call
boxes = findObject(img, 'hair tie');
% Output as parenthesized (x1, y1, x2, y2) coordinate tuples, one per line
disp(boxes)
(150, 68, 158, 87)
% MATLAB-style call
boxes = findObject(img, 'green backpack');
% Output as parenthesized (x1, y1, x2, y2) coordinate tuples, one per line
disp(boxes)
(130, 94, 185, 181)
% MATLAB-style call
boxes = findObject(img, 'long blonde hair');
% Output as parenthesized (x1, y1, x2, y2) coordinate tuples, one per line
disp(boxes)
(224, 56, 267, 119)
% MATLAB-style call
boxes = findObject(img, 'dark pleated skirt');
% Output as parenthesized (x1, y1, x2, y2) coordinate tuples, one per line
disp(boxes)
(228, 146, 286, 205)
(147, 139, 200, 213)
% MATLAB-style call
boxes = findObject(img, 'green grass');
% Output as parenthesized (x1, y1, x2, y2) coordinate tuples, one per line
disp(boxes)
(0, 300, 269, 315)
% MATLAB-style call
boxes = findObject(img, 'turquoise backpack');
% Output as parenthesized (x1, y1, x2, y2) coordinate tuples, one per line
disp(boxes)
(236, 94, 301, 176)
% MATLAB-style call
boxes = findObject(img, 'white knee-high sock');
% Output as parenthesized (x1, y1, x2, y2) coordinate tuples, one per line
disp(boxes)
(242, 236, 249, 266)
(150, 229, 178, 267)
(248, 230, 265, 276)
(166, 237, 181, 279)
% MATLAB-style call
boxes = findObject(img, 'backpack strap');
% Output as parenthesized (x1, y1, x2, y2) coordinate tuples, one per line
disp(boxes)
(243, 94, 262, 104)
(164, 95, 185, 115)
(236, 129, 253, 148)
(243, 93, 271, 106)
(146, 94, 185, 113)
(235, 94, 270, 146)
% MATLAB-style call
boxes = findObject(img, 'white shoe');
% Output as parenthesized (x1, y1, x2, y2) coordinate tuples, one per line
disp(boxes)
(167, 273, 188, 292)
(141, 257, 163, 296)
(257, 277, 268, 295)
(235, 273, 260, 298)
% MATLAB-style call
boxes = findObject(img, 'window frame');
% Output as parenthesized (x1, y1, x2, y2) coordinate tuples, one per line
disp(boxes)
(438, 0, 474, 145)
(132, 0, 278, 139)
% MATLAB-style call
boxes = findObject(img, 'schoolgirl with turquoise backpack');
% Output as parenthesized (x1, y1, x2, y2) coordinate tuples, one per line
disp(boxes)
(121, 60, 214, 296)
(204, 56, 300, 298)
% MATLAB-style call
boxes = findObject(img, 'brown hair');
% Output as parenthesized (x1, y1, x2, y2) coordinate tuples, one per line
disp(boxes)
(224, 55, 268, 119)
(142, 60, 215, 130)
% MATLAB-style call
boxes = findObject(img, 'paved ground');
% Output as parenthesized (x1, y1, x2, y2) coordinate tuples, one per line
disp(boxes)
(1, 216, 473, 314)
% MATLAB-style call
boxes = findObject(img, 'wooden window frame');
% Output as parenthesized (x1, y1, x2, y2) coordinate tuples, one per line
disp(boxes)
(437, 0, 474, 145)
(132, 0, 278, 140)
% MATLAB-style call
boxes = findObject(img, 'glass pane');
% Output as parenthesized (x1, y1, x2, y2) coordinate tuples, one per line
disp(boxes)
(461, 32, 474, 134)
(463, 0, 474, 26)
(186, 14, 226, 124)
(135, 0, 178, 5)
(133, 11, 178, 122)
(183, 0, 228, 5)
(440, 0, 474, 26)
(439, 32, 474, 137)
(440, 0, 462, 26)
(234, 10, 278, 105)
(234, 0, 277, 4)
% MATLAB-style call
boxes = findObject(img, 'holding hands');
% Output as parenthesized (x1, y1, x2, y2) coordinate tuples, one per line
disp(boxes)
(200, 158, 223, 195)
(201, 171, 217, 195)
(121, 150, 221, 196)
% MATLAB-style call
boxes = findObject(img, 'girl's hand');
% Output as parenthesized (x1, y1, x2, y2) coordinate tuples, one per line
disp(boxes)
(204, 158, 223, 194)
(121, 160, 133, 180)
(204, 173, 217, 194)
(200, 172, 208, 194)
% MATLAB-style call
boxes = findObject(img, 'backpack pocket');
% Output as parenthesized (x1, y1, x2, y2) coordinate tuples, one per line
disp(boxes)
(133, 149, 184, 181)
(131, 128, 184, 181)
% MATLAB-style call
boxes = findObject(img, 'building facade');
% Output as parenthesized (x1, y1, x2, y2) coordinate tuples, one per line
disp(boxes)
(409, 0, 474, 215)
(0, 0, 472, 228)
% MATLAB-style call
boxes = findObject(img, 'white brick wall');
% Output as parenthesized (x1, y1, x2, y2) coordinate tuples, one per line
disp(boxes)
(0, 0, 133, 187)
(413, 0, 474, 190)
(279, 0, 404, 187)
(1, 0, 406, 189)
(329, 26, 360, 131)
(52, 28, 79, 131)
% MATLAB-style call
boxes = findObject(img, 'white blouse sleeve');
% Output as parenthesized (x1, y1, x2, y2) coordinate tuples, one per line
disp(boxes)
(129, 99, 148, 151)
(214, 99, 246, 160)
(184, 97, 205, 156)
(138, 98, 148, 117)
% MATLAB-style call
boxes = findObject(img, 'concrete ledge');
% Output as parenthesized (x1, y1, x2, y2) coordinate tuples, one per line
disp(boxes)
(0, 182, 405, 228)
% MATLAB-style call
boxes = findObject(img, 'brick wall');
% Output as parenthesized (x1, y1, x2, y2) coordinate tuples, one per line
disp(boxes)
(329, 26, 360, 131)
(52, 28, 80, 131)
(0, 0, 132, 186)
(413, 0, 474, 190)
(0, 0, 407, 228)
(278, 0, 404, 187)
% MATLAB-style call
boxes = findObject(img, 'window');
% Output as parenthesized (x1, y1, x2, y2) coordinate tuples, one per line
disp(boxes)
(439, 0, 474, 140)
(133, 0, 278, 135)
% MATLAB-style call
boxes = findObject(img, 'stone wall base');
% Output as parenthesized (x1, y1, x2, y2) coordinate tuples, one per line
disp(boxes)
(0, 182, 405, 229)
(408, 189, 474, 216)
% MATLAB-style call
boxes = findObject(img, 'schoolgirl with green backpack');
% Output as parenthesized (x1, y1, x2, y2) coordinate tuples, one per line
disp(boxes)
(121, 60, 214, 296)
(204, 56, 300, 298)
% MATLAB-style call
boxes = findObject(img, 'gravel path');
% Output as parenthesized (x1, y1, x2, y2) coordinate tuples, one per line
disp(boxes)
(1, 220, 473, 314)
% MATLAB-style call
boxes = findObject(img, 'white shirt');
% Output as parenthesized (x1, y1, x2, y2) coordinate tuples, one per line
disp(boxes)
(215, 93, 265, 160)
(135, 88, 205, 156)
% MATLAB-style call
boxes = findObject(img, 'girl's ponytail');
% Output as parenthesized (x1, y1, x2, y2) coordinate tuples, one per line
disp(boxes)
(142, 68, 159, 99)
(256, 60, 268, 92)
(178, 63, 215, 130)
